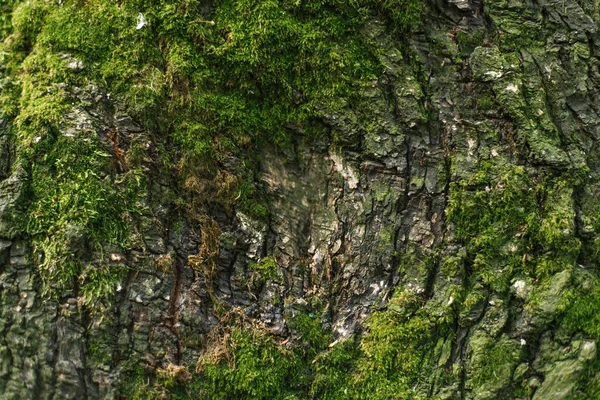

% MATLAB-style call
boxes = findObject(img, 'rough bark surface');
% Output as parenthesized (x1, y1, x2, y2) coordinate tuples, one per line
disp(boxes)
(2, 0, 600, 399)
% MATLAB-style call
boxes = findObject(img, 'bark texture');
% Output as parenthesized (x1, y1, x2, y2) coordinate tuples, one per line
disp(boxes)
(1, 0, 600, 399)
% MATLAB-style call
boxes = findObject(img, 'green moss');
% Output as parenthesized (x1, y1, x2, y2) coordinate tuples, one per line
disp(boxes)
(467, 333, 521, 394)
(476, 92, 496, 111)
(455, 30, 485, 57)
(0, 0, 396, 304)
(410, 175, 424, 189)
(119, 362, 192, 400)
(9, 0, 50, 51)
(192, 314, 333, 400)
(24, 127, 142, 299)
(485, 1, 545, 51)
(448, 161, 581, 292)
(0, 0, 438, 396)
(249, 256, 280, 285)
(187, 286, 443, 399)
(561, 275, 600, 342)
(237, 181, 270, 220)
(353, 289, 434, 398)
(378, 225, 395, 250)
(0, 0, 18, 42)
(88, 328, 113, 366)
(459, 287, 486, 325)
(374, 0, 425, 35)
(292, 312, 332, 357)
(310, 338, 360, 399)
(115, 272, 454, 399)
(5, 0, 425, 165)
(0, 0, 429, 306)
(371, 181, 393, 203)
(552, 271, 600, 396)
(197, 327, 302, 399)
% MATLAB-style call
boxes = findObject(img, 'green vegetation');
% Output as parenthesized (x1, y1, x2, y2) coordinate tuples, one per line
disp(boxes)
(0, 1, 439, 396)
(448, 162, 580, 290)
(26, 134, 140, 301)
(447, 159, 598, 395)
(111, 154, 590, 398)
(466, 333, 521, 392)
(249, 256, 280, 285)
(349, 289, 439, 399)
(0, 0, 426, 305)
(559, 271, 600, 396)
(118, 307, 333, 399)
(19, 0, 598, 398)
(117, 280, 446, 399)
(196, 327, 301, 399)
(373, 0, 425, 34)
(455, 30, 485, 57)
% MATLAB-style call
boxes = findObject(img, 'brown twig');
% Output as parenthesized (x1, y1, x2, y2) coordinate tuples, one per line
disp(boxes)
(189, 19, 215, 25)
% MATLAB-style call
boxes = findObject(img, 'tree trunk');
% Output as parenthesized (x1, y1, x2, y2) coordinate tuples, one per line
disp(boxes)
(1, 0, 599, 399)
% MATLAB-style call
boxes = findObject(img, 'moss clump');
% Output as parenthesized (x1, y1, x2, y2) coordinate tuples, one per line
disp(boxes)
(1, 0, 432, 396)
(455, 30, 485, 57)
(249, 256, 280, 285)
(373, 0, 425, 35)
(117, 302, 335, 398)
(192, 312, 332, 399)
(309, 338, 361, 399)
(466, 332, 522, 395)
(0, 0, 18, 41)
(1, 42, 147, 303)
(351, 289, 436, 398)
(24, 121, 144, 301)
(448, 161, 581, 292)
(558, 272, 600, 396)
(195, 327, 303, 399)
(25, 0, 387, 151)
